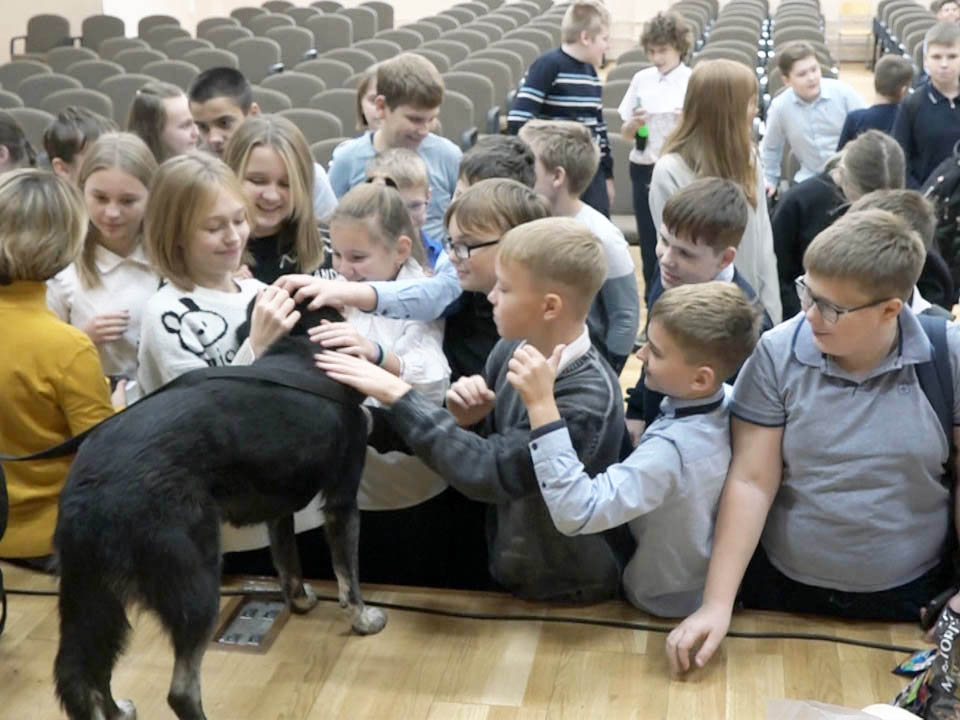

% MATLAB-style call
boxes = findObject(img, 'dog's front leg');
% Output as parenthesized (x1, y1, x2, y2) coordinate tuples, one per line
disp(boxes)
(267, 515, 317, 614)
(323, 504, 387, 635)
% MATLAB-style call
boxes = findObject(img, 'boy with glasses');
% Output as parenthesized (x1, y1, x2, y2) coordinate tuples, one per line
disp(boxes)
(668, 209, 960, 674)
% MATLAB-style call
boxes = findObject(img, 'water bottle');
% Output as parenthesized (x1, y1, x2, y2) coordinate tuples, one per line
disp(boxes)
(634, 97, 648, 152)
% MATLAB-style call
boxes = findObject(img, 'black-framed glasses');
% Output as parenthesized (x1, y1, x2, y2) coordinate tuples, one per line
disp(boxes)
(443, 236, 500, 261)
(795, 276, 892, 324)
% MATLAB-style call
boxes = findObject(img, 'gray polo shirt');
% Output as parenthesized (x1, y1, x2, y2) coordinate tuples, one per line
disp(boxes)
(731, 308, 960, 592)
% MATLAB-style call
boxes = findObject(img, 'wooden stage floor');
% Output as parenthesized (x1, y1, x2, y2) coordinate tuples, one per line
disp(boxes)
(0, 561, 930, 719)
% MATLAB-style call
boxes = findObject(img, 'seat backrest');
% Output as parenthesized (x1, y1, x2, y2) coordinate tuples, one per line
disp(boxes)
(472, 48, 523, 85)
(197, 17, 240, 39)
(707, 25, 761, 46)
(442, 7, 478, 24)
(18, 72, 82, 108)
(98, 73, 158, 123)
(311, 0, 344, 11)
(309, 88, 357, 133)
(164, 37, 214, 59)
(306, 15, 354, 53)
(479, 13, 517, 32)
(602, 106, 622, 134)
(262, 71, 327, 107)
(452, 58, 512, 111)
(338, 7, 379, 41)
(266, 26, 316, 69)
(493, 6, 533, 25)
(65, 59, 125, 89)
(608, 134, 635, 215)
(490, 38, 539, 69)
(311, 136, 350, 170)
(443, 71, 496, 131)
(601, 78, 631, 109)
(138, 15, 180, 37)
(276, 107, 344, 143)
(231, 7, 269, 28)
(526, 22, 562, 47)
(442, 29, 487, 52)
(503, 28, 554, 54)
(0, 90, 24, 109)
(285, 7, 321, 26)
(412, 49, 451, 74)
(141, 60, 200, 91)
(374, 28, 423, 50)
(402, 22, 441, 42)
(0, 60, 52, 93)
(183, 48, 240, 71)
(7, 107, 55, 148)
(248, 14, 295, 36)
(205, 25, 254, 50)
(144, 25, 191, 51)
(421, 14, 459, 33)
(320, 47, 377, 73)
(41, 88, 114, 118)
(114, 48, 168, 74)
(437, 88, 476, 150)
(459, 2, 491, 17)
(99, 37, 149, 60)
(23, 15, 71, 54)
(462, 21, 502, 43)
(352, 39, 402, 62)
(81, 15, 125, 52)
(45, 47, 98, 74)
(617, 47, 650, 65)
(294, 58, 355, 89)
(251, 84, 294, 113)
(421, 40, 471, 67)
(263, 0, 294, 11)
(606, 61, 653, 83)
(360, 1, 395, 32)
(228, 37, 282, 83)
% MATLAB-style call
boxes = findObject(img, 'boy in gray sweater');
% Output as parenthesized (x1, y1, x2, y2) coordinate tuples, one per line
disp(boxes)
(508, 282, 762, 616)
(315, 217, 628, 602)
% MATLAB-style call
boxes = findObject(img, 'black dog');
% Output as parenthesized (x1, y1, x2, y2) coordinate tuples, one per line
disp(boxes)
(52, 304, 387, 720)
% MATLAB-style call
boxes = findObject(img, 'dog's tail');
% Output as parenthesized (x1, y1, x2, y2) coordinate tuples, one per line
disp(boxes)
(54, 561, 131, 720)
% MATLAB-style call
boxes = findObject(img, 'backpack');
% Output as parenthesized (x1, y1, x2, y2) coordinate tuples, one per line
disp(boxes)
(917, 314, 956, 468)
(922, 142, 960, 305)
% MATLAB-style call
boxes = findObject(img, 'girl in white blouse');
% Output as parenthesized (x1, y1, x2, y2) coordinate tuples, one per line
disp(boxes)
(47, 133, 159, 382)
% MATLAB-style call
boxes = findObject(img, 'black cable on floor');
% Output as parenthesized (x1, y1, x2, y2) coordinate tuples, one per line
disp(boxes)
(4, 586, 925, 655)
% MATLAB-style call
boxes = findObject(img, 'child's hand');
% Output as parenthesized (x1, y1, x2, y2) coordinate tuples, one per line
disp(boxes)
(249, 286, 300, 358)
(506, 344, 564, 428)
(631, 107, 649, 126)
(83, 311, 130, 345)
(446, 375, 496, 427)
(308, 320, 378, 362)
(274, 274, 376, 312)
(314, 350, 411, 405)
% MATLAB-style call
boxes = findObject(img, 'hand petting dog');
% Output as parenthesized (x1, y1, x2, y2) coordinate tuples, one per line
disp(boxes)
(276, 273, 378, 312)
(446, 375, 496, 427)
(249, 286, 301, 358)
(315, 350, 411, 405)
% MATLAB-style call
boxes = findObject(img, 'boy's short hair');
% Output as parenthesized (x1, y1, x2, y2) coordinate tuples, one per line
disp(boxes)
(458, 135, 536, 188)
(649, 282, 762, 381)
(662, 178, 749, 251)
(776, 41, 817, 77)
(187, 67, 253, 112)
(849, 189, 936, 250)
(376, 53, 444, 110)
(0, 169, 86, 283)
(0, 111, 36, 168)
(873, 54, 915, 98)
(498, 217, 607, 315)
(444, 177, 550, 238)
(640, 11, 692, 59)
(932, 0, 959, 11)
(561, 0, 611, 43)
(518, 119, 599, 196)
(926, 20, 960, 49)
(803, 208, 926, 301)
(43, 107, 117, 165)
(366, 147, 428, 190)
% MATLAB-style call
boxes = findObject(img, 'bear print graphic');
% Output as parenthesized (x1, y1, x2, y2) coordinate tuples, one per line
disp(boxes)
(161, 298, 236, 366)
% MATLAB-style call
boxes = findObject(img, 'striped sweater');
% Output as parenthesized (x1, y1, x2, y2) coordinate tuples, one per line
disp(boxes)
(507, 48, 612, 178)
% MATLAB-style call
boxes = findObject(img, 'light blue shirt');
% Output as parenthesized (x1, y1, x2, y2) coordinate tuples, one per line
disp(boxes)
(327, 131, 462, 241)
(368, 249, 462, 321)
(313, 162, 337, 221)
(529, 386, 732, 617)
(761, 78, 865, 186)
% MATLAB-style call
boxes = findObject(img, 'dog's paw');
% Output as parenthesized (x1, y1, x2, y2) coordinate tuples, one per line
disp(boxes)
(290, 582, 318, 614)
(351, 606, 387, 635)
(115, 698, 137, 719)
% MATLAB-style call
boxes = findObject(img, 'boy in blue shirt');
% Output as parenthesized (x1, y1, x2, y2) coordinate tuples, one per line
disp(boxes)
(837, 54, 915, 149)
(507, 282, 762, 616)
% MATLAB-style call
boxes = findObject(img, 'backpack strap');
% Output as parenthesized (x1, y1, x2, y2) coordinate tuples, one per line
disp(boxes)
(916, 313, 955, 454)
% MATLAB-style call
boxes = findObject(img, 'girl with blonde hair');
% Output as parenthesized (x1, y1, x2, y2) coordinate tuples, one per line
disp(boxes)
(0, 170, 114, 560)
(46, 132, 159, 383)
(651, 58, 782, 322)
(222, 115, 326, 284)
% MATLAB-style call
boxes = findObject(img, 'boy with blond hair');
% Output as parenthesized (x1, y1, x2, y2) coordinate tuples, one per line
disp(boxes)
(509, 282, 762, 616)
(329, 53, 461, 241)
(507, 1, 614, 216)
(316, 217, 628, 602)
(668, 209, 960, 673)
(519, 119, 639, 373)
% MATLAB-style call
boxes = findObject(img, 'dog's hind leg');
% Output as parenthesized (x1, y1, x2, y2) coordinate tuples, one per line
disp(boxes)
(267, 514, 317, 613)
(54, 561, 135, 720)
(322, 504, 387, 635)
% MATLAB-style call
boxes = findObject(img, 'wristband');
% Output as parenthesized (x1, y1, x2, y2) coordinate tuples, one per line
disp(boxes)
(374, 343, 386, 366)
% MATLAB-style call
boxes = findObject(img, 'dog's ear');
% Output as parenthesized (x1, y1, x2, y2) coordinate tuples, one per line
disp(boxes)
(235, 296, 257, 345)
(289, 302, 346, 337)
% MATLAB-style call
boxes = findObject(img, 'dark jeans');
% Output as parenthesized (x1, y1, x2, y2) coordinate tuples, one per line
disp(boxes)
(629, 161, 657, 304)
(739, 545, 952, 622)
(580, 167, 610, 218)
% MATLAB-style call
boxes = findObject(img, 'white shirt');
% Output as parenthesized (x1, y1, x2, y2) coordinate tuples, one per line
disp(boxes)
(617, 64, 691, 165)
(46, 243, 159, 379)
(313, 162, 337, 222)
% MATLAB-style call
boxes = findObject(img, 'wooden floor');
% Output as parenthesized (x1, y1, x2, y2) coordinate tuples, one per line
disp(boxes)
(0, 561, 929, 719)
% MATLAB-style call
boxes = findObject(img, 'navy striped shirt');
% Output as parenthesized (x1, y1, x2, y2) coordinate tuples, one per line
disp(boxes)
(507, 48, 612, 177)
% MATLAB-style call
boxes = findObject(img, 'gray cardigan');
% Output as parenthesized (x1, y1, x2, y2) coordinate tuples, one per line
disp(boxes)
(384, 338, 628, 602)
